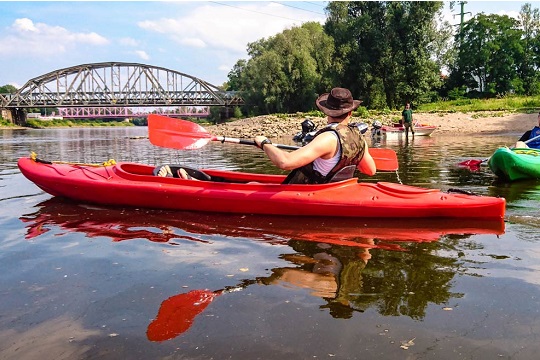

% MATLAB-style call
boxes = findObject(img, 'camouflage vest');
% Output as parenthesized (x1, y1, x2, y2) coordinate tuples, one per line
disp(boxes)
(282, 123, 366, 184)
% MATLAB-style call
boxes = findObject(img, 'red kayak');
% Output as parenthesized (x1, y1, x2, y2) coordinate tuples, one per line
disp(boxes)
(18, 157, 505, 219)
(382, 123, 437, 138)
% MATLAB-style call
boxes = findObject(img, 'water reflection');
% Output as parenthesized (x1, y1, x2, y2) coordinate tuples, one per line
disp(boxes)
(489, 180, 540, 229)
(20, 198, 506, 341)
(21, 198, 505, 247)
(144, 228, 501, 342)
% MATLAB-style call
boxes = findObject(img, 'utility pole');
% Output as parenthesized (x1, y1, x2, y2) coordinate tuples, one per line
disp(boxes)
(453, 1, 472, 43)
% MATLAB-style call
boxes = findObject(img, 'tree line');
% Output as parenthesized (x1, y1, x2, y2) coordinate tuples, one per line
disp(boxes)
(226, 1, 540, 115)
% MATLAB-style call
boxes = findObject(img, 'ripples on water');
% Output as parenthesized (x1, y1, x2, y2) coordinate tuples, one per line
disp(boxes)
(2, 127, 540, 359)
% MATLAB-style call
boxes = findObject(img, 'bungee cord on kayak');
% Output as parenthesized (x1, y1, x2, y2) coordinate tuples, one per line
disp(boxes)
(30, 151, 117, 167)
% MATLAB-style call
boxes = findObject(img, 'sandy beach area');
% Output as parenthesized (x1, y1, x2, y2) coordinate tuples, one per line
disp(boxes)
(208, 111, 539, 139)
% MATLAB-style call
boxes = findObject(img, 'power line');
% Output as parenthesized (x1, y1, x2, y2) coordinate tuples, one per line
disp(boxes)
(210, 1, 304, 21)
(304, 1, 328, 9)
(272, 1, 326, 16)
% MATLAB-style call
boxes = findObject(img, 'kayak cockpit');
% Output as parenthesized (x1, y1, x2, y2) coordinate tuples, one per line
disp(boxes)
(114, 162, 288, 185)
(114, 162, 361, 186)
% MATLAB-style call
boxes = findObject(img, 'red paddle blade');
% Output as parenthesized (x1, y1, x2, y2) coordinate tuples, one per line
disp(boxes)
(148, 114, 213, 150)
(146, 289, 219, 342)
(458, 159, 484, 168)
(369, 148, 398, 171)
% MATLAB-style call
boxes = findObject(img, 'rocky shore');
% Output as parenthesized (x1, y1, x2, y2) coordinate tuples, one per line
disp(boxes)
(2, 111, 536, 138)
(208, 111, 538, 139)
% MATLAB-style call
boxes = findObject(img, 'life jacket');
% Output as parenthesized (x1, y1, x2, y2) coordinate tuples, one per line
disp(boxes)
(371, 128, 383, 137)
(282, 123, 366, 184)
(528, 126, 540, 148)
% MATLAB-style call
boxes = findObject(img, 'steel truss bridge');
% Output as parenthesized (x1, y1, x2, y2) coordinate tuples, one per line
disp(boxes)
(0, 62, 243, 125)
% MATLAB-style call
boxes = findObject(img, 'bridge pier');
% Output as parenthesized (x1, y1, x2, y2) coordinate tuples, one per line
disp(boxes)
(1, 108, 11, 123)
(1, 107, 26, 125)
(11, 109, 27, 126)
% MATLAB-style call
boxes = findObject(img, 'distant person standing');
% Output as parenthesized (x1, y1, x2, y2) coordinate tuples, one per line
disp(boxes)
(402, 103, 414, 139)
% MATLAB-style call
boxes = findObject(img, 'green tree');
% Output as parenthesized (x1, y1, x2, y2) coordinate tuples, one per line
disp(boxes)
(226, 59, 247, 91)
(324, 1, 444, 109)
(227, 22, 335, 115)
(518, 3, 540, 95)
(456, 14, 522, 95)
(0, 84, 17, 93)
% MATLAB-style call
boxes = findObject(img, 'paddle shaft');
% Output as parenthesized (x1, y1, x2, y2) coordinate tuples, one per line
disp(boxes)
(213, 136, 298, 150)
(518, 133, 540, 146)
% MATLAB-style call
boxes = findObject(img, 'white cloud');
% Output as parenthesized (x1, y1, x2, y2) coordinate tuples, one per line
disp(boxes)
(218, 64, 231, 72)
(181, 37, 207, 48)
(119, 37, 139, 47)
(13, 18, 39, 32)
(138, 3, 324, 55)
(496, 10, 521, 20)
(135, 50, 150, 60)
(0, 18, 109, 57)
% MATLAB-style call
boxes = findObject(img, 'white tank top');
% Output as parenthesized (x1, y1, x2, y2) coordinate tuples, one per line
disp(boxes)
(313, 132, 341, 176)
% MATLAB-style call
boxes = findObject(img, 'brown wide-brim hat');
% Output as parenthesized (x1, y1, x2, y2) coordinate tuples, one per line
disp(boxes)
(316, 87, 362, 117)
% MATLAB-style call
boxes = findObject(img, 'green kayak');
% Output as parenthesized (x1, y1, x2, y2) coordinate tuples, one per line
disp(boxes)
(488, 147, 540, 181)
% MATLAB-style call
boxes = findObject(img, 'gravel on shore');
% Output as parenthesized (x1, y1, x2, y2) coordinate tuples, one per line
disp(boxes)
(208, 111, 538, 139)
(2, 111, 536, 139)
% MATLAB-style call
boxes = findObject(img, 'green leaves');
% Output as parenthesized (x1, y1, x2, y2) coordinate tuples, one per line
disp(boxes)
(228, 22, 335, 115)
(325, 1, 444, 108)
(226, 1, 540, 114)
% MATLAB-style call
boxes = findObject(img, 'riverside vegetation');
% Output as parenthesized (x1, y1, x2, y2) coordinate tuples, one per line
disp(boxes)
(2, 95, 540, 137)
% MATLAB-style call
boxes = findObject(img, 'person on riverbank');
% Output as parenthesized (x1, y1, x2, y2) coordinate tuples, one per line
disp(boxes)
(254, 87, 376, 184)
(402, 102, 414, 139)
(515, 112, 540, 149)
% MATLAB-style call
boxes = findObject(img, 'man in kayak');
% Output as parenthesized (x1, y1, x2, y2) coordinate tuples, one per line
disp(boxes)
(515, 112, 540, 149)
(254, 87, 376, 184)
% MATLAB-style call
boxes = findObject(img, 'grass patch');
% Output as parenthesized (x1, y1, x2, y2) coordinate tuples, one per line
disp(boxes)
(0, 118, 16, 127)
(25, 118, 135, 128)
(417, 95, 540, 113)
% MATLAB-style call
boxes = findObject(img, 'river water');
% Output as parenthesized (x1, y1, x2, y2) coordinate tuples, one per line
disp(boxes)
(2, 126, 540, 359)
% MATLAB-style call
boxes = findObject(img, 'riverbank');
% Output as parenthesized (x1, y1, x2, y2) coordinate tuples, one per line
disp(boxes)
(207, 111, 537, 139)
(2, 111, 537, 137)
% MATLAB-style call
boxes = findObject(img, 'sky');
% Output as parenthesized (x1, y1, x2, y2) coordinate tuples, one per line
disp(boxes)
(0, 1, 534, 89)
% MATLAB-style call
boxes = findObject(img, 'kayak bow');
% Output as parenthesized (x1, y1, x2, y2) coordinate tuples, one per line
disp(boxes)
(488, 147, 540, 181)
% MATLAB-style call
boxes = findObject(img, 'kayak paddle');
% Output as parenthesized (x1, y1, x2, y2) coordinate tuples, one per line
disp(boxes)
(148, 114, 399, 171)
(146, 282, 252, 342)
(458, 133, 540, 169)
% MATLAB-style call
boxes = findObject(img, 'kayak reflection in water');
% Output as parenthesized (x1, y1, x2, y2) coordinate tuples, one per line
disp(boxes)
(146, 239, 373, 342)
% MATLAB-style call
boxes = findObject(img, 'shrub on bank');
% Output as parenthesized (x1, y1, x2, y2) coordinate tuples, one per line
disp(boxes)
(25, 118, 135, 128)
(418, 95, 540, 113)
